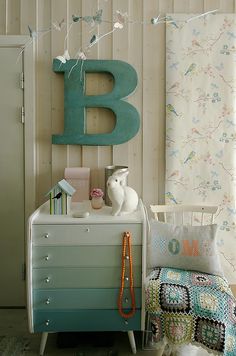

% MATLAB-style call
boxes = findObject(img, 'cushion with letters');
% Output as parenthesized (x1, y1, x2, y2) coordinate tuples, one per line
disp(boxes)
(148, 220, 224, 277)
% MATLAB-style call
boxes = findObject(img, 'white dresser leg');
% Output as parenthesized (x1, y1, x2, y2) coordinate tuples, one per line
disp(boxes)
(155, 340, 167, 356)
(127, 330, 137, 354)
(39, 332, 48, 356)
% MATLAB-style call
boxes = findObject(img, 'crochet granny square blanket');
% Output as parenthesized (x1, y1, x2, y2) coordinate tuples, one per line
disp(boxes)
(145, 267, 236, 355)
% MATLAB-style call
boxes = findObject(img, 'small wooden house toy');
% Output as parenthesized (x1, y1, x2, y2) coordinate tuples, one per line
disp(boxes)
(46, 179, 76, 215)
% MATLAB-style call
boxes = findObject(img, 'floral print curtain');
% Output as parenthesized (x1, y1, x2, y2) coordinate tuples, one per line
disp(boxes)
(166, 14, 236, 282)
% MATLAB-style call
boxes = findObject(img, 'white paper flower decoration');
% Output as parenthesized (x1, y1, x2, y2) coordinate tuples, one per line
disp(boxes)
(114, 22, 123, 29)
(78, 51, 87, 60)
(56, 49, 70, 63)
(113, 10, 127, 29)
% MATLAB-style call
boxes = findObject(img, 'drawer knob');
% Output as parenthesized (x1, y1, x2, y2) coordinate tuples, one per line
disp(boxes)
(125, 255, 130, 260)
(45, 277, 50, 283)
(125, 276, 129, 281)
(85, 227, 90, 232)
(45, 298, 50, 305)
(45, 320, 50, 326)
(45, 255, 49, 261)
(124, 320, 128, 325)
(44, 233, 49, 239)
(125, 298, 129, 303)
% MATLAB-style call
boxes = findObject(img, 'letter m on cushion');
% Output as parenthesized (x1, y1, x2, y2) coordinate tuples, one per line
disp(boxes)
(182, 240, 199, 256)
(52, 59, 140, 146)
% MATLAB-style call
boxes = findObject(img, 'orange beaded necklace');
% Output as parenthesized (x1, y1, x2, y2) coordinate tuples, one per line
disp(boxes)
(118, 231, 136, 318)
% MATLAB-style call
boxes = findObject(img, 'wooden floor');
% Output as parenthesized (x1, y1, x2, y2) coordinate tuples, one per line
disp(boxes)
(0, 309, 211, 355)
(0, 308, 156, 355)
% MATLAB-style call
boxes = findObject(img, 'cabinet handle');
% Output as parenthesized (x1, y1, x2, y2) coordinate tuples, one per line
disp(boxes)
(45, 277, 50, 283)
(125, 276, 129, 281)
(125, 255, 129, 260)
(124, 320, 128, 325)
(45, 298, 50, 305)
(45, 255, 49, 261)
(85, 227, 90, 232)
(44, 233, 49, 239)
(45, 320, 50, 326)
(125, 298, 129, 303)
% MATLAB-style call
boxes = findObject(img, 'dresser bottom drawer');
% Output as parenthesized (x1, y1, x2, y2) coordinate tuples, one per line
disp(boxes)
(33, 309, 141, 332)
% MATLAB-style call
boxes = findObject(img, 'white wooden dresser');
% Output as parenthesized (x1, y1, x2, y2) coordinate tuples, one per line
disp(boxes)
(27, 200, 146, 355)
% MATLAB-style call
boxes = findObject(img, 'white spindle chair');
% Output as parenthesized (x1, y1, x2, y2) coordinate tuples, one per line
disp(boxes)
(145, 204, 218, 356)
(150, 204, 217, 226)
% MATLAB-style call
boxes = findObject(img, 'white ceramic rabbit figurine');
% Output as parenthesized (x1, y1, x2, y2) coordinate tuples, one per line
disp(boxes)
(107, 169, 139, 216)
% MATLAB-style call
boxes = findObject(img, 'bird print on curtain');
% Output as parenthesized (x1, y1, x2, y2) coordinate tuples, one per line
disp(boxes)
(166, 14, 236, 283)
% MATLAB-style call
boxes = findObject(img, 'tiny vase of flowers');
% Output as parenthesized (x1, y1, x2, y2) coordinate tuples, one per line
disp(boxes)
(90, 188, 104, 209)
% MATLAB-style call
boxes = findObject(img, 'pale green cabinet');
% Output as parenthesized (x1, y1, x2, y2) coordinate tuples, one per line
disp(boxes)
(27, 201, 146, 355)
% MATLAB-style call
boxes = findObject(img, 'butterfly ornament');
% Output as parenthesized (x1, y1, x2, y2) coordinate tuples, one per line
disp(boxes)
(28, 25, 37, 38)
(90, 34, 98, 45)
(72, 9, 103, 27)
(52, 19, 65, 31)
(151, 16, 160, 25)
(84, 9, 103, 26)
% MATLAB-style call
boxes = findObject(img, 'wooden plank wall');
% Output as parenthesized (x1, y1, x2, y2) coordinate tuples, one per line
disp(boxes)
(1, 0, 235, 208)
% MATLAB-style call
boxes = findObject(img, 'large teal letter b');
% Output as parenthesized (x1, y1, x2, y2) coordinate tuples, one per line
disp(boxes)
(52, 59, 140, 146)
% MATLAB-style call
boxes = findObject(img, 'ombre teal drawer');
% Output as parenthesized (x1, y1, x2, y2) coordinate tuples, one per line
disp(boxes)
(33, 288, 142, 309)
(33, 309, 141, 332)
(28, 201, 145, 355)
(32, 224, 142, 246)
(33, 245, 141, 267)
(33, 267, 141, 289)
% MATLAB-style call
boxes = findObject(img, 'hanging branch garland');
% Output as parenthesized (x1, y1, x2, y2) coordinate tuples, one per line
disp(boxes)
(17, 7, 218, 65)
(15, 7, 218, 77)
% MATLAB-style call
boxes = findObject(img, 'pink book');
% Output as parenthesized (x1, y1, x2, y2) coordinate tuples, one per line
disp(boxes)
(65, 167, 90, 202)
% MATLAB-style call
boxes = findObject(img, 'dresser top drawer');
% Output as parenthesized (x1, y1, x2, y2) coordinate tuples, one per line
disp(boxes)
(32, 224, 142, 246)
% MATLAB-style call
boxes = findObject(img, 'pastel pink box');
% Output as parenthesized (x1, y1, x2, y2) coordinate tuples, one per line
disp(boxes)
(65, 167, 90, 202)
